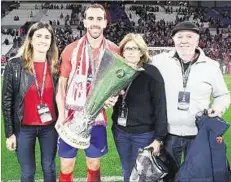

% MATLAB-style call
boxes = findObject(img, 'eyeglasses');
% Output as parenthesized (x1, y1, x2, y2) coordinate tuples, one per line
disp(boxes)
(123, 47, 140, 52)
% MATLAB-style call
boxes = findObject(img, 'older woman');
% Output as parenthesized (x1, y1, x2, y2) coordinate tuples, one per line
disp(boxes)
(112, 33, 168, 181)
(2, 22, 59, 182)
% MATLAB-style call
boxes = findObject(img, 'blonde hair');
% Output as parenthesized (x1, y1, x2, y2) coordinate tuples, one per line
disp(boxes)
(84, 3, 107, 19)
(119, 33, 150, 66)
(17, 22, 59, 74)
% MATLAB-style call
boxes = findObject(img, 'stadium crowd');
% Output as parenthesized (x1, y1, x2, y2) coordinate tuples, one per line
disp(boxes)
(1, 2, 231, 182)
(1, 2, 231, 73)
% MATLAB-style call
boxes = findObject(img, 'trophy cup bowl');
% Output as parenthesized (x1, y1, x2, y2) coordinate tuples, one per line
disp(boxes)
(56, 49, 143, 149)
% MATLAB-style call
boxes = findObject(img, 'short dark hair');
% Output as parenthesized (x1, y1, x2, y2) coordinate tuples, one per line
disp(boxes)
(84, 3, 106, 19)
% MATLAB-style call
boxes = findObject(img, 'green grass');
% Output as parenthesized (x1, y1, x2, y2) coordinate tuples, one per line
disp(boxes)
(223, 75, 231, 162)
(1, 75, 231, 181)
(1, 110, 122, 180)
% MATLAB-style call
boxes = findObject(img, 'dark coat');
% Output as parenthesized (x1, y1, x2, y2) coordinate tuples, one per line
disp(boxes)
(175, 115, 230, 182)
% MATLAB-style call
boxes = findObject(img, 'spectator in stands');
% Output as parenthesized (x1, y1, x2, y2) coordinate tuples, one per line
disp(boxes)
(152, 21, 230, 180)
(10, 29, 15, 37)
(2, 22, 59, 182)
(55, 4, 119, 182)
(60, 13, 64, 19)
(9, 52, 16, 58)
(15, 29, 19, 36)
(4, 38, 9, 45)
(30, 11, 33, 18)
(112, 33, 167, 182)
(17, 36, 22, 47)
(13, 36, 17, 48)
(65, 14, 70, 21)
(53, 20, 56, 26)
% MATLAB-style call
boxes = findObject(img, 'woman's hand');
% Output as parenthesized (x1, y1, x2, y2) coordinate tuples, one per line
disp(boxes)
(6, 134, 17, 151)
(104, 96, 119, 109)
(55, 115, 66, 129)
(146, 139, 162, 156)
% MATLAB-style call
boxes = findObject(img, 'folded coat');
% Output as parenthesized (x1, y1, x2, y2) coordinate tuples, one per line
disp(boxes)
(175, 115, 230, 182)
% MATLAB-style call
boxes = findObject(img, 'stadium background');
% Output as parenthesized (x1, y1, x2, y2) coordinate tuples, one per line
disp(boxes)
(1, 0, 231, 181)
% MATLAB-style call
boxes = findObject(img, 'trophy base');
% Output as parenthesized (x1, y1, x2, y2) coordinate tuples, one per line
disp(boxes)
(55, 123, 90, 149)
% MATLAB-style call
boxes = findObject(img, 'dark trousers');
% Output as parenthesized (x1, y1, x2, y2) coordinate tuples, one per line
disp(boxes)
(112, 125, 155, 182)
(164, 134, 195, 181)
(16, 124, 58, 182)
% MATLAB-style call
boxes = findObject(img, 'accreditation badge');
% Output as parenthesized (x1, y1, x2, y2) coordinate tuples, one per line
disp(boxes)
(177, 91, 190, 111)
(117, 102, 128, 127)
(37, 104, 52, 123)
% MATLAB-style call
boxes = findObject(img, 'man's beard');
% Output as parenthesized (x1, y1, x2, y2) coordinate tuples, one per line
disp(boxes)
(88, 27, 103, 39)
(89, 32, 101, 39)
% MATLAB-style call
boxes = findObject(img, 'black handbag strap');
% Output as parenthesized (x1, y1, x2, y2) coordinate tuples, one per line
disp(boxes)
(143, 147, 169, 173)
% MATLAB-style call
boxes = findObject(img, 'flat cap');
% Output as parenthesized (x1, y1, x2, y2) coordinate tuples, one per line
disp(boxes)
(172, 21, 200, 36)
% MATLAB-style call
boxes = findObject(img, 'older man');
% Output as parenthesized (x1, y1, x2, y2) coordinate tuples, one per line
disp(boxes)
(152, 21, 230, 176)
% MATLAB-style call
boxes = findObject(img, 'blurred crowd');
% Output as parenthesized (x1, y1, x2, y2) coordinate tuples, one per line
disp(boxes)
(2, 2, 231, 73)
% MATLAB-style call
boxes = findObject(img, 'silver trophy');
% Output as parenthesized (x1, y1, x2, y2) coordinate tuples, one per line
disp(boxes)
(56, 49, 143, 149)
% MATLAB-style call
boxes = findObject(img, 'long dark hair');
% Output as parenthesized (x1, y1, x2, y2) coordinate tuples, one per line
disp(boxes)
(17, 21, 59, 74)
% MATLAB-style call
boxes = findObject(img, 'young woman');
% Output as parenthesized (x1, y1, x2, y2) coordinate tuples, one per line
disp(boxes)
(2, 22, 59, 182)
(112, 33, 168, 181)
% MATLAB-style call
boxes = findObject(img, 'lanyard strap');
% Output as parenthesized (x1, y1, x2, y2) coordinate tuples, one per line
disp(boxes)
(122, 80, 134, 105)
(32, 61, 47, 103)
(122, 72, 140, 104)
(180, 60, 192, 89)
(87, 42, 104, 77)
(179, 52, 198, 89)
(175, 52, 199, 89)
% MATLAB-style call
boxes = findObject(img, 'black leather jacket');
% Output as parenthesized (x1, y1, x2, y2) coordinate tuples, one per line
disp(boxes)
(2, 57, 59, 138)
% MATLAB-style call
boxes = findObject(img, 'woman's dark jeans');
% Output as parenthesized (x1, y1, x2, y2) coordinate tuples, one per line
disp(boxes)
(16, 124, 58, 182)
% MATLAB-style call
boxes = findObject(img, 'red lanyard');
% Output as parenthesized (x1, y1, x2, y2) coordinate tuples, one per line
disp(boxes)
(32, 61, 47, 104)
